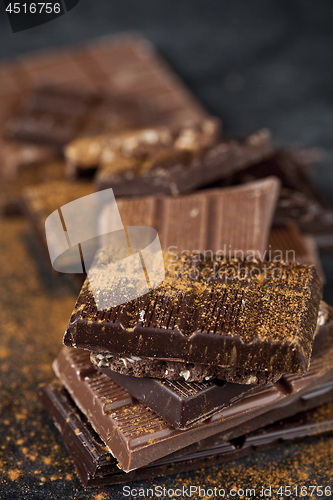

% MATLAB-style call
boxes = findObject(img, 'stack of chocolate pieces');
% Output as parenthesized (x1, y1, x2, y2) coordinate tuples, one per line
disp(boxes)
(41, 253, 333, 485)
(2, 33, 333, 487)
(39, 176, 333, 486)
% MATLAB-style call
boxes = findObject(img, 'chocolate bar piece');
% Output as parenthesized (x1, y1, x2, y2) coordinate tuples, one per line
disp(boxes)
(38, 381, 333, 487)
(93, 129, 274, 197)
(108, 177, 280, 256)
(22, 177, 280, 270)
(64, 257, 322, 374)
(55, 321, 333, 471)
(210, 152, 333, 251)
(4, 35, 212, 149)
(96, 367, 256, 429)
(90, 302, 329, 384)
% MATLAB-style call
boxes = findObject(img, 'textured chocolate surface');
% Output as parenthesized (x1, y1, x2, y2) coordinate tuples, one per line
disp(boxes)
(64, 257, 322, 373)
(91, 352, 282, 385)
(22, 177, 280, 266)
(108, 177, 279, 255)
(54, 322, 333, 471)
(96, 367, 256, 428)
(90, 302, 330, 383)
(38, 381, 333, 487)
(95, 128, 274, 197)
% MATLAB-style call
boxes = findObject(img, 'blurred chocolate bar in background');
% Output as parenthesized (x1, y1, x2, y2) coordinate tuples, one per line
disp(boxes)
(4, 85, 156, 149)
(0, 34, 215, 214)
(64, 118, 221, 179)
(93, 128, 273, 196)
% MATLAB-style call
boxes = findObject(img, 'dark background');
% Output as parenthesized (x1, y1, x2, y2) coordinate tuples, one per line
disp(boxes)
(0, 1, 333, 497)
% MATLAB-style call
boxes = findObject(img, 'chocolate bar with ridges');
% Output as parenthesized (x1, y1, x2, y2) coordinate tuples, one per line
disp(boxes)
(54, 323, 333, 471)
(64, 258, 322, 374)
(90, 303, 329, 384)
(107, 177, 280, 256)
(97, 367, 255, 429)
(3, 35, 212, 146)
(37, 381, 333, 487)
(22, 177, 280, 266)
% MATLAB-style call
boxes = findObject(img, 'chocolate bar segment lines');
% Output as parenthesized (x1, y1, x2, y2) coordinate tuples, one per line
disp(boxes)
(38, 381, 333, 487)
(96, 367, 255, 428)
(90, 302, 330, 384)
(110, 177, 280, 256)
(64, 258, 322, 373)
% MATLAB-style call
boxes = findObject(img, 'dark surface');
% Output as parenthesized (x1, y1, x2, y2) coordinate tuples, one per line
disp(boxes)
(1, 1, 333, 498)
